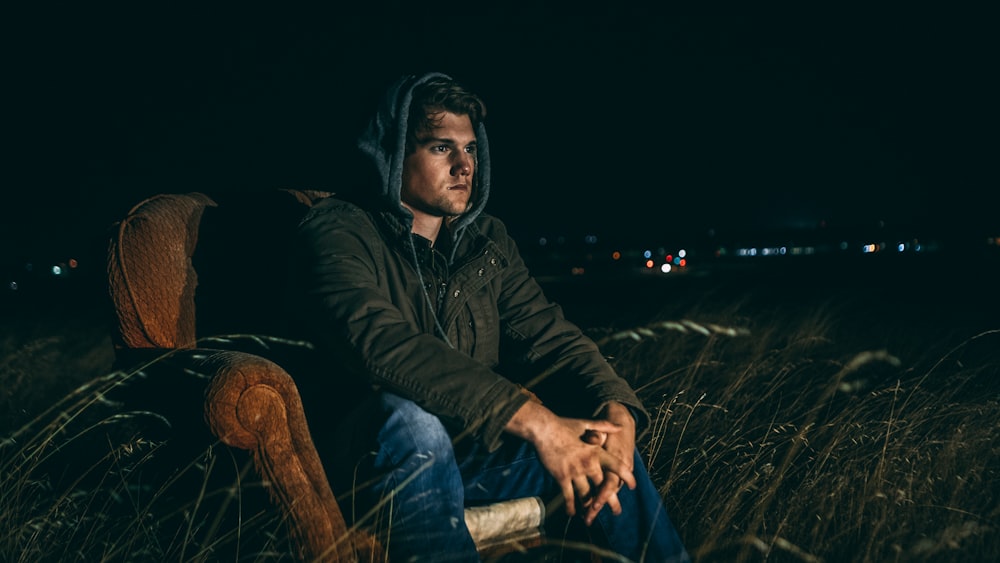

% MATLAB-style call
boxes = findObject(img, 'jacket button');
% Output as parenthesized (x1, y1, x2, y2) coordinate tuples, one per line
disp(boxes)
(453, 289, 461, 298)
(477, 268, 485, 276)
(490, 258, 498, 266)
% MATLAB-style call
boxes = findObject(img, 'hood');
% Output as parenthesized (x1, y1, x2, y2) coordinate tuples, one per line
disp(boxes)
(356, 71, 491, 236)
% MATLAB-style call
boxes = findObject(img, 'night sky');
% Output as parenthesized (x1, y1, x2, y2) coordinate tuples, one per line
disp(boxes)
(4, 3, 997, 265)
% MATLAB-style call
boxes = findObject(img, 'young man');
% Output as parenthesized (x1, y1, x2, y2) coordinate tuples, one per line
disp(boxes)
(289, 72, 688, 562)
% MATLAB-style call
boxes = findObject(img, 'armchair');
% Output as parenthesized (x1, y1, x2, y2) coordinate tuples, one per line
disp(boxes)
(105, 190, 544, 561)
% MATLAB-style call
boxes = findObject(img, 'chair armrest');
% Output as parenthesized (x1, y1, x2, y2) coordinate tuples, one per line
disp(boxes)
(201, 350, 381, 562)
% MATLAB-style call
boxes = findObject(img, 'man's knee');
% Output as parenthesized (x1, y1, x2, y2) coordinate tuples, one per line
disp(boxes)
(378, 392, 454, 457)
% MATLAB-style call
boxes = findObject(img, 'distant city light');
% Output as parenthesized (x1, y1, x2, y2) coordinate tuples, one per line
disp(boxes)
(68, 258, 79, 268)
(584, 235, 598, 244)
(645, 259, 655, 269)
(897, 243, 906, 252)
(678, 249, 687, 258)
(660, 264, 672, 273)
(612, 251, 621, 260)
(7, 281, 17, 291)
(679, 259, 687, 267)
(643, 250, 652, 259)
(538, 237, 548, 246)
(51, 265, 63, 276)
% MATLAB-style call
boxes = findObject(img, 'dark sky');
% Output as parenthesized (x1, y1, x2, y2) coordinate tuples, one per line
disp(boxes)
(4, 3, 997, 262)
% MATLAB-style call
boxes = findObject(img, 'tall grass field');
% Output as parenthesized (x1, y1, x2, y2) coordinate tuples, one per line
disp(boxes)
(2, 254, 998, 562)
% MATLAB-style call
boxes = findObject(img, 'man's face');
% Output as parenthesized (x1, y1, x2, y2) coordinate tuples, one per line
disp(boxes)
(401, 111, 476, 219)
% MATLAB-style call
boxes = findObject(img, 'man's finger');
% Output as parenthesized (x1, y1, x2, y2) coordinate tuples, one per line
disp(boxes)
(599, 451, 637, 490)
(583, 419, 623, 435)
(560, 480, 577, 517)
(581, 429, 607, 446)
(583, 479, 624, 526)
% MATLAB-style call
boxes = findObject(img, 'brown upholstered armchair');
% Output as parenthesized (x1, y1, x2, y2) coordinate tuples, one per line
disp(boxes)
(105, 190, 544, 562)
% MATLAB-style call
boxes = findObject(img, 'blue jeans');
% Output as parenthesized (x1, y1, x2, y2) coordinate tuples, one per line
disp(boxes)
(341, 392, 689, 562)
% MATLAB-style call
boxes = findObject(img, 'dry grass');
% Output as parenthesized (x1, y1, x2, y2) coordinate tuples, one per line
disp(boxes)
(592, 292, 1000, 562)
(2, 266, 998, 562)
(1, 315, 291, 562)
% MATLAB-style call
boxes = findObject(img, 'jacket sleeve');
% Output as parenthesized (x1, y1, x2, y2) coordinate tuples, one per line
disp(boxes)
(487, 218, 652, 435)
(290, 204, 530, 450)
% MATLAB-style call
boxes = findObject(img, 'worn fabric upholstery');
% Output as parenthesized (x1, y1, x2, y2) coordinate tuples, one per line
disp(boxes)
(107, 192, 216, 350)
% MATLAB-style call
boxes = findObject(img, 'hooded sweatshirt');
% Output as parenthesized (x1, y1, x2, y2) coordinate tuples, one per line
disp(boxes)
(290, 72, 647, 450)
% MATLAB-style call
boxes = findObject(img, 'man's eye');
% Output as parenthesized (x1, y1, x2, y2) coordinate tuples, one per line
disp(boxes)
(431, 145, 450, 153)
(465, 145, 478, 154)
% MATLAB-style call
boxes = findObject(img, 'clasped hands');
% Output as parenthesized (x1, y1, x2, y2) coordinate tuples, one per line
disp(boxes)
(506, 399, 637, 526)
(577, 402, 637, 526)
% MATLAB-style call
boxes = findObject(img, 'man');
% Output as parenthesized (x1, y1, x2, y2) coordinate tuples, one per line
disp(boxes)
(288, 71, 688, 562)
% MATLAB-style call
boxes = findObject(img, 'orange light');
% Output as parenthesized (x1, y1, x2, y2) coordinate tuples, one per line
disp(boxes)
(612, 251, 621, 260)
(68, 258, 79, 268)
(679, 259, 687, 267)
(645, 259, 654, 269)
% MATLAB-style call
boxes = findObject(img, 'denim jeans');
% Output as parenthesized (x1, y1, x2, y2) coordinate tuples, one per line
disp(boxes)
(342, 392, 689, 562)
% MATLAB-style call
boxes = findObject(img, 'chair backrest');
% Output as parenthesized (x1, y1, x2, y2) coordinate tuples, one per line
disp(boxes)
(107, 189, 331, 359)
(107, 192, 216, 352)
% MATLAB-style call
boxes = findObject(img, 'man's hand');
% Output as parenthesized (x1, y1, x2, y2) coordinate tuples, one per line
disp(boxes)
(505, 400, 636, 518)
(581, 402, 636, 525)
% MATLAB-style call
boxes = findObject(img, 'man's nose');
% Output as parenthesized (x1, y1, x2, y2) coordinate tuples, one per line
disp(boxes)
(452, 152, 473, 176)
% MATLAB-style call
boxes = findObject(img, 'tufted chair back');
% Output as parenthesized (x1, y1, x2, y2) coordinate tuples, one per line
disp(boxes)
(107, 191, 214, 351)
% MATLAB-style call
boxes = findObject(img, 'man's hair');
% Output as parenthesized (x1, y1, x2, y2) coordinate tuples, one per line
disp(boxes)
(406, 77, 487, 151)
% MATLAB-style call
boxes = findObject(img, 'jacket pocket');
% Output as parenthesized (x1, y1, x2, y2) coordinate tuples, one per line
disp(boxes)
(464, 295, 499, 367)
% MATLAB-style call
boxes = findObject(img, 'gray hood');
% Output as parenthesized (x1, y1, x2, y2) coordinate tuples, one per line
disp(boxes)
(356, 72, 491, 236)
